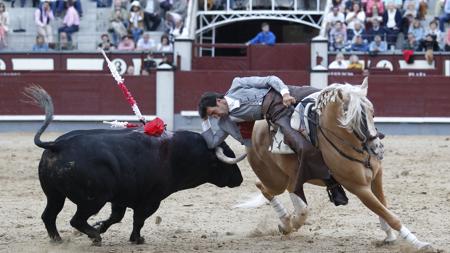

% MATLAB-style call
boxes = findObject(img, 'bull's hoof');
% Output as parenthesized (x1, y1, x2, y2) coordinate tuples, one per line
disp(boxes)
(49, 235, 63, 243)
(93, 221, 107, 234)
(91, 238, 102, 247)
(130, 235, 145, 244)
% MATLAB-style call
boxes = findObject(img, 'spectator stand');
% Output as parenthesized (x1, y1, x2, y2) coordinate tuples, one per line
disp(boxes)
(196, 0, 327, 57)
(2, 0, 189, 52)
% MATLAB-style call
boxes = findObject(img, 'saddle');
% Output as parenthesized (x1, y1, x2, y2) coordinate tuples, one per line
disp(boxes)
(269, 93, 319, 154)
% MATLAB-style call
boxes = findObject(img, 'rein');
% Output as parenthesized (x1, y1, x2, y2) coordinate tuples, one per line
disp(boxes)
(318, 125, 372, 170)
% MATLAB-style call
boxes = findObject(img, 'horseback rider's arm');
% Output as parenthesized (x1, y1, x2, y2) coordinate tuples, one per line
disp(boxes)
(230, 76, 295, 106)
(201, 116, 245, 149)
(201, 119, 229, 149)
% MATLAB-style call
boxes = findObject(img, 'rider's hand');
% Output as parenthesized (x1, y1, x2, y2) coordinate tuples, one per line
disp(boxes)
(282, 93, 296, 107)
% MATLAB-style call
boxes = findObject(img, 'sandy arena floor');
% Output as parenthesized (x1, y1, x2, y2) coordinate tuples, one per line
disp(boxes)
(0, 132, 449, 253)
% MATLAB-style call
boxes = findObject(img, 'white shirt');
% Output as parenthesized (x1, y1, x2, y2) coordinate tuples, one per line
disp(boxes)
(386, 10, 397, 28)
(329, 60, 349, 69)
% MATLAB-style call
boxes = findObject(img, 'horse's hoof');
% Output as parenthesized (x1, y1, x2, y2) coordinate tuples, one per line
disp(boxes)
(290, 211, 308, 230)
(277, 222, 292, 235)
(91, 237, 102, 247)
(416, 244, 437, 253)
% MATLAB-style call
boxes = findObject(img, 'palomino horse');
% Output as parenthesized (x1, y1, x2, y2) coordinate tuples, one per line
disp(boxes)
(243, 78, 432, 251)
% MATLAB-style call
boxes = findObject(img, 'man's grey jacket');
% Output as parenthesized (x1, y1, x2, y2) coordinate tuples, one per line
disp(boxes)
(201, 76, 289, 149)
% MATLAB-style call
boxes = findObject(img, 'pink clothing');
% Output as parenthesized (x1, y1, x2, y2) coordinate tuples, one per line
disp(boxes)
(35, 8, 54, 27)
(63, 6, 80, 26)
(446, 29, 450, 45)
(117, 40, 135, 50)
(366, 0, 384, 15)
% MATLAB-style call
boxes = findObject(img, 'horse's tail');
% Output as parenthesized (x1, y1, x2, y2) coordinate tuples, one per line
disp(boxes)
(23, 85, 57, 150)
(232, 193, 268, 209)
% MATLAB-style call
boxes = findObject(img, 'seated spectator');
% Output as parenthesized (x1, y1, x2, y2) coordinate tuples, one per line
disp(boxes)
(324, 6, 345, 30)
(350, 34, 369, 51)
(369, 34, 387, 52)
(366, 3, 383, 25)
(345, 3, 366, 30)
(417, 0, 428, 20)
(56, 0, 83, 18)
(117, 35, 136, 50)
(417, 33, 440, 51)
(332, 0, 345, 9)
(170, 0, 187, 18)
(366, 19, 387, 42)
(382, 0, 402, 9)
(403, 32, 418, 50)
(159, 0, 173, 15)
(347, 21, 365, 42)
(408, 18, 425, 42)
(382, 2, 402, 46)
(331, 33, 347, 51)
(143, 0, 161, 31)
(401, 13, 414, 36)
(171, 19, 184, 37)
(136, 32, 156, 51)
(344, 0, 356, 14)
(98, 34, 115, 51)
(417, 34, 440, 65)
(329, 52, 349, 69)
(439, 0, 450, 32)
(426, 20, 443, 46)
(445, 27, 450, 51)
(402, 0, 417, 18)
(245, 22, 276, 46)
(58, 0, 80, 42)
(97, 0, 112, 8)
(156, 33, 173, 51)
(109, 1, 129, 45)
(329, 20, 347, 45)
(32, 34, 49, 52)
(0, 2, 9, 48)
(347, 54, 363, 70)
(129, 1, 145, 42)
(56, 31, 74, 50)
(142, 52, 157, 72)
(35, 1, 54, 43)
(366, 0, 384, 17)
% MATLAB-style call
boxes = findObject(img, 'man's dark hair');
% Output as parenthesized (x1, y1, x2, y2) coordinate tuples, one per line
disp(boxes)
(198, 92, 224, 119)
(261, 22, 269, 28)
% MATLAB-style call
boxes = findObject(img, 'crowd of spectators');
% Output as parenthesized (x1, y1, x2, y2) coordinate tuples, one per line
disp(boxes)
(0, 0, 187, 52)
(100, 0, 187, 52)
(325, 0, 450, 54)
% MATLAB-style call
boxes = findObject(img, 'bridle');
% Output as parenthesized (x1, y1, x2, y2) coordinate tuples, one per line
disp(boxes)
(314, 108, 383, 170)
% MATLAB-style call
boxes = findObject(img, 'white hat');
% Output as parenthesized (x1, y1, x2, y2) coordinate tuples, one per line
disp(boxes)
(130, 1, 140, 8)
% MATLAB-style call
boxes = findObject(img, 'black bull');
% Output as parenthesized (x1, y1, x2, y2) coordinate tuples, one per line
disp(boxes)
(26, 87, 243, 245)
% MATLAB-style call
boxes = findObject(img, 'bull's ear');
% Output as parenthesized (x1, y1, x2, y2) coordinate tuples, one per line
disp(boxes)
(360, 77, 368, 96)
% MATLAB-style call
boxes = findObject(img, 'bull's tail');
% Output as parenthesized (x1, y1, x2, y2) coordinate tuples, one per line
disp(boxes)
(23, 85, 56, 150)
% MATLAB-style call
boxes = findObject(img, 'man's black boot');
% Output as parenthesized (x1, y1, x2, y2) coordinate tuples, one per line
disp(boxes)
(324, 177, 348, 206)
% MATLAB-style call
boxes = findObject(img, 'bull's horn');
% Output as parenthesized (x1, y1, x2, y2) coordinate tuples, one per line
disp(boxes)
(215, 147, 247, 164)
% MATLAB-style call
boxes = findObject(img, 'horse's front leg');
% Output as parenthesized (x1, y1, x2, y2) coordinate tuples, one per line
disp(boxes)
(288, 191, 308, 231)
(348, 184, 431, 251)
(255, 182, 292, 235)
(370, 169, 396, 243)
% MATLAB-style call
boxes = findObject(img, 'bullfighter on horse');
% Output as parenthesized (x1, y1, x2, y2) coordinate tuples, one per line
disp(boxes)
(198, 75, 348, 206)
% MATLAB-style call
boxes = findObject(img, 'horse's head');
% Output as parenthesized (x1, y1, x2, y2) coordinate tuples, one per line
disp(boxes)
(315, 77, 384, 160)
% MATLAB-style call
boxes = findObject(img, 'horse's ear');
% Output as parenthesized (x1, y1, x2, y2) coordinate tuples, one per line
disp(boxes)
(360, 77, 368, 96)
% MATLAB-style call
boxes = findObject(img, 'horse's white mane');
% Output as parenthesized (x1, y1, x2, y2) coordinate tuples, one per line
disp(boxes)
(315, 80, 373, 138)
